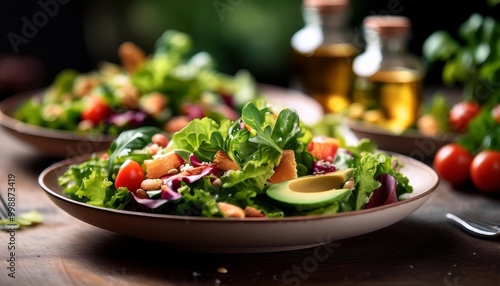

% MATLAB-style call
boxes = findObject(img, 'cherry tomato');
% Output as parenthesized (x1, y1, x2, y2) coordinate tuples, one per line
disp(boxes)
(81, 96, 112, 126)
(308, 137, 340, 162)
(433, 143, 473, 187)
(449, 101, 481, 133)
(470, 150, 500, 193)
(115, 160, 145, 193)
(491, 104, 500, 124)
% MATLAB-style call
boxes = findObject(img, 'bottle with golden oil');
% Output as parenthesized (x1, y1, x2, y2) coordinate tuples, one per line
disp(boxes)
(351, 16, 424, 133)
(291, 0, 359, 113)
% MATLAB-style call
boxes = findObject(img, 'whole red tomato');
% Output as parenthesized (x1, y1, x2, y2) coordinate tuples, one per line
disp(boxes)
(81, 96, 112, 126)
(115, 160, 145, 193)
(470, 150, 500, 193)
(449, 101, 481, 133)
(491, 104, 500, 124)
(433, 143, 473, 187)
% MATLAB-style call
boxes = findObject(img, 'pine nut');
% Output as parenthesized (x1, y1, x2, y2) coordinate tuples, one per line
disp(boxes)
(212, 178, 222, 188)
(136, 189, 148, 199)
(140, 179, 162, 191)
(167, 168, 179, 175)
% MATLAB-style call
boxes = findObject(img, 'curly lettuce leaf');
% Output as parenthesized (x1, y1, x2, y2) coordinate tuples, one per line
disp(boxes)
(351, 151, 412, 210)
(171, 180, 221, 217)
(76, 170, 113, 206)
(59, 156, 131, 209)
(171, 117, 228, 162)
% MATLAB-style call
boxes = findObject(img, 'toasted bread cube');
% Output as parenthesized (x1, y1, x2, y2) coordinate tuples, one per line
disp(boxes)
(213, 150, 239, 171)
(268, 150, 297, 184)
(144, 151, 184, 179)
(118, 41, 146, 73)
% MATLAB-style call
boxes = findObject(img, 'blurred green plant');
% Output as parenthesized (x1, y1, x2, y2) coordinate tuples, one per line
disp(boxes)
(422, 13, 500, 104)
(488, 0, 500, 6)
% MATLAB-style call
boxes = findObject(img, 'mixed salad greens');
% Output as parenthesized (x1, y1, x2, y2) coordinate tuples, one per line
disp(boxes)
(58, 101, 413, 218)
(14, 30, 258, 135)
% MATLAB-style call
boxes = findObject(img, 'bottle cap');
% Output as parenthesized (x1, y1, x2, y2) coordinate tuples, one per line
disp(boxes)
(363, 15, 411, 36)
(305, 0, 349, 13)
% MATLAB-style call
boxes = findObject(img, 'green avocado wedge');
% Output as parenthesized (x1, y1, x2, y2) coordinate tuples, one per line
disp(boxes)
(266, 168, 354, 211)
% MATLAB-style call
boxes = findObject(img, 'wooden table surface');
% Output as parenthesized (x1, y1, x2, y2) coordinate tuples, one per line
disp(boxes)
(1, 125, 499, 286)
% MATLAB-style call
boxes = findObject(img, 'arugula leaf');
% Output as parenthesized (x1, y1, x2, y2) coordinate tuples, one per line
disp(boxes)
(272, 108, 304, 150)
(241, 102, 282, 153)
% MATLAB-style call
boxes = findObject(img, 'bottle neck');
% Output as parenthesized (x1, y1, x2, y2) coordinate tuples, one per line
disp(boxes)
(304, 7, 345, 31)
(364, 28, 408, 54)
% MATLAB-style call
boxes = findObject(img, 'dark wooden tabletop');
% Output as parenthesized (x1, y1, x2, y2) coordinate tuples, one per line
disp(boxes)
(1, 125, 499, 286)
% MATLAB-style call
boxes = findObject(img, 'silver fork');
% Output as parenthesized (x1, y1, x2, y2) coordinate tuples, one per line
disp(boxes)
(446, 212, 500, 238)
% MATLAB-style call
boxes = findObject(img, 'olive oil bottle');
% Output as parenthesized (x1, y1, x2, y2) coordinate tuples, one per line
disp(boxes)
(291, 0, 358, 113)
(352, 16, 424, 132)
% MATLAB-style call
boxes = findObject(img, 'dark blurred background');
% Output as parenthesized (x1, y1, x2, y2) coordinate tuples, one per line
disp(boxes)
(1, 0, 499, 99)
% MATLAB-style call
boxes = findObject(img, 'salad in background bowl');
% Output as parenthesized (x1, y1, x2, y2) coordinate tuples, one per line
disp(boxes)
(14, 30, 258, 136)
(0, 30, 322, 157)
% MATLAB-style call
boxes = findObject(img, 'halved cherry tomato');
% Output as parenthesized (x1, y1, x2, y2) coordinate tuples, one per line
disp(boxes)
(308, 137, 340, 162)
(433, 143, 473, 187)
(449, 101, 481, 133)
(470, 150, 500, 193)
(81, 96, 112, 126)
(115, 160, 145, 193)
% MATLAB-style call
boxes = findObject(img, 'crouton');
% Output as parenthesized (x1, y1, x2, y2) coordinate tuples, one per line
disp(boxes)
(213, 150, 239, 171)
(144, 151, 184, 179)
(118, 41, 146, 73)
(268, 150, 297, 184)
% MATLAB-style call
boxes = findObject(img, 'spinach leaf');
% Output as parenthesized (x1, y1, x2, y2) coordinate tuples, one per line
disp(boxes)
(107, 126, 162, 176)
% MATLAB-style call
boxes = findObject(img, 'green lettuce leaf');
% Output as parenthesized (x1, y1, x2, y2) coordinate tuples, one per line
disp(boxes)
(171, 117, 227, 162)
(351, 152, 413, 210)
(76, 169, 113, 207)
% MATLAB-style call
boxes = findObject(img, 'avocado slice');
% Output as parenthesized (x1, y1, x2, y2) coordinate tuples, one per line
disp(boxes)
(266, 168, 354, 211)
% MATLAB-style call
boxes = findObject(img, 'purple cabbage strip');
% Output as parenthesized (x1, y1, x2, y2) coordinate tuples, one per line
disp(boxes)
(161, 185, 182, 200)
(131, 163, 222, 210)
(183, 104, 205, 120)
(109, 111, 147, 127)
(312, 160, 337, 175)
(364, 174, 398, 209)
(130, 192, 169, 209)
(189, 154, 203, 167)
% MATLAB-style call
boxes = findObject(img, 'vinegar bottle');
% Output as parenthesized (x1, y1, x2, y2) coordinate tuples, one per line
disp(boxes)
(351, 15, 424, 133)
(291, 0, 358, 113)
